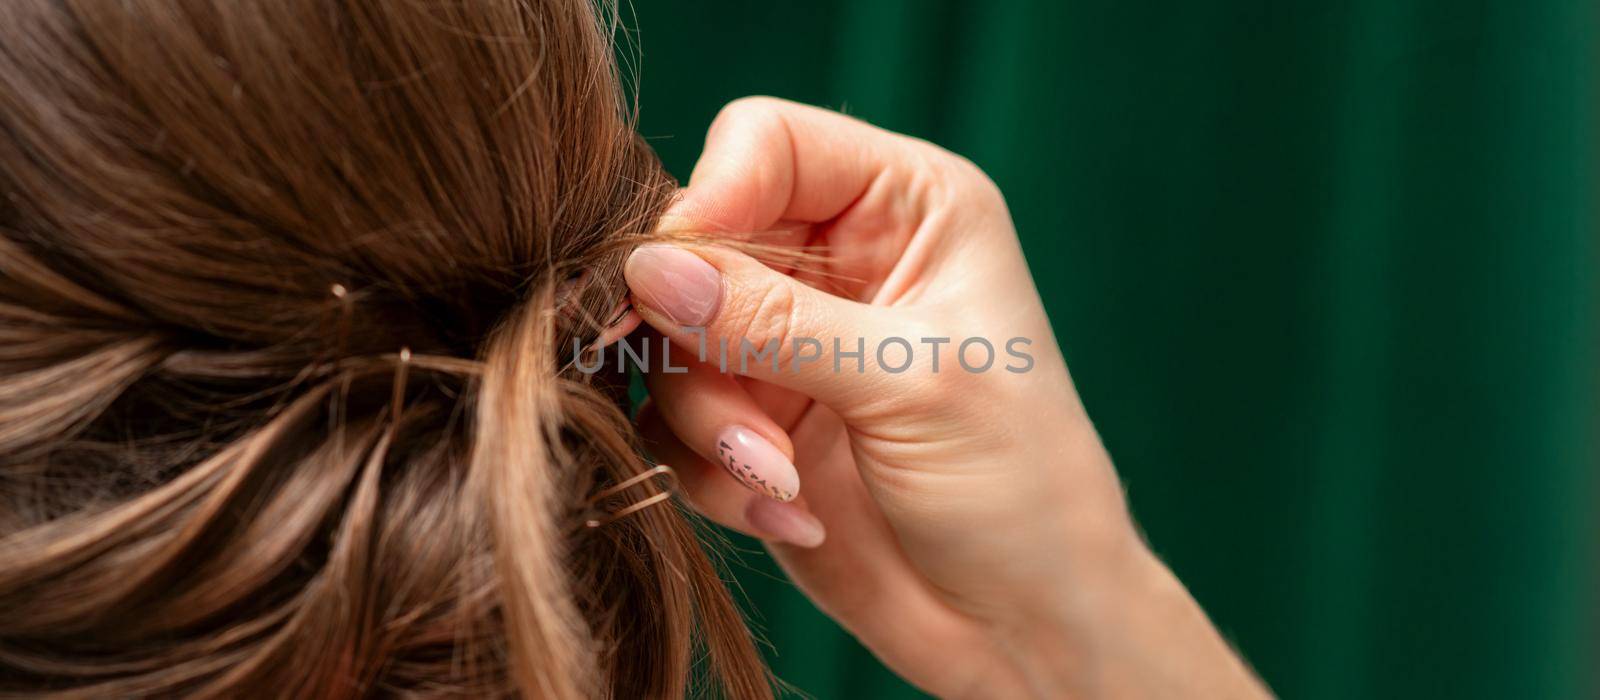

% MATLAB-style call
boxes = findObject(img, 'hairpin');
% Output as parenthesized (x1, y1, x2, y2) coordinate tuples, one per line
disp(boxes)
(329, 283, 353, 358)
(581, 464, 677, 529)
(391, 346, 411, 419)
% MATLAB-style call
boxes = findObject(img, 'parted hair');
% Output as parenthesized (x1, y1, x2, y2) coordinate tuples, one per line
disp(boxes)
(0, 0, 770, 696)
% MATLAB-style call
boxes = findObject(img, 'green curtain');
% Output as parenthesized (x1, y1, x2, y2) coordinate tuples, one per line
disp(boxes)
(629, 2, 1598, 697)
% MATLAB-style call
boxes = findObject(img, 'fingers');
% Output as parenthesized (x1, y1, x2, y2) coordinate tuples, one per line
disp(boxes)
(642, 347, 800, 503)
(635, 400, 823, 548)
(624, 243, 913, 411)
(663, 96, 933, 232)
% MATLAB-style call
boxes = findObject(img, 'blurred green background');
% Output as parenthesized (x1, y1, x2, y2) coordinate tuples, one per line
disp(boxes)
(628, 1, 1598, 697)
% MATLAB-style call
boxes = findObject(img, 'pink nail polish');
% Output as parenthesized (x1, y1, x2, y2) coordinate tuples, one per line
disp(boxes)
(715, 426, 800, 502)
(623, 245, 721, 326)
(745, 498, 826, 548)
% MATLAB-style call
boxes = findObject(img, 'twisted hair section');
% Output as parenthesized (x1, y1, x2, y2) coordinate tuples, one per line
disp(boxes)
(0, 0, 770, 696)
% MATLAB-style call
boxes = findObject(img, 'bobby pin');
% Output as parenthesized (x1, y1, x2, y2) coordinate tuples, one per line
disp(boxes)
(582, 464, 677, 529)
(330, 283, 353, 358)
(391, 346, 411, 419)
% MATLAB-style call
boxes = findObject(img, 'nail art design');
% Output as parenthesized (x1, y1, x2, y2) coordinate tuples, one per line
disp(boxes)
(714, 427, 799, 502)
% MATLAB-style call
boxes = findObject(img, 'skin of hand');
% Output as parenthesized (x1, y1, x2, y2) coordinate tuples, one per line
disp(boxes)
(625, 97, 1270, 699)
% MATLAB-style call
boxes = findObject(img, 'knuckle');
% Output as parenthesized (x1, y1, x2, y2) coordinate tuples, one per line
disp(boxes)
(748, 283, 798, 340)
(896, 141, 1008, 215)
(911, 336, 1001, 408)
(720, 280, 802, 367)
(938, 151, 1007, 209)
(926, 354, 990, 400)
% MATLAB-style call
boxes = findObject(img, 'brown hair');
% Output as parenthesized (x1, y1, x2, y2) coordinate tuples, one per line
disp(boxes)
(0, 0, 770, 696)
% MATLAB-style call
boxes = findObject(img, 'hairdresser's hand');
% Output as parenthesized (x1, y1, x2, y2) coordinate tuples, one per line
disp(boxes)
(629, 98, 1267, 699)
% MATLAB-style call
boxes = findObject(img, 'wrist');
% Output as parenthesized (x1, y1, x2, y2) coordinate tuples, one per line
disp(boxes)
(991, 540, 1271, 699)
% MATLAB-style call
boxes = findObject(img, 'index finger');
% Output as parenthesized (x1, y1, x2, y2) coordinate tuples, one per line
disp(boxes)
(663, 96, 929, 233)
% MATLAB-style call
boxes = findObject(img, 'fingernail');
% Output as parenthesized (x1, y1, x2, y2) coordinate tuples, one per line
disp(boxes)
(745, 498, 826, 548)
(624, 245, 721, 327)
(715, 426, 800, 502)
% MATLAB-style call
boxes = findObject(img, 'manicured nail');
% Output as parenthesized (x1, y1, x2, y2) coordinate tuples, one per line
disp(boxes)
(745, 498, 826, 548)
(714, 426, 800, 502)
(623, 245, 721, 326)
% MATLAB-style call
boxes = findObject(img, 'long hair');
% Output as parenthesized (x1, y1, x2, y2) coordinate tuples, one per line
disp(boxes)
(0, 0, 771, 696)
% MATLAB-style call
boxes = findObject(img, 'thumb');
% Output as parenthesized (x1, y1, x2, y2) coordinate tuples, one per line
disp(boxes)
(623, 244, 905, 410)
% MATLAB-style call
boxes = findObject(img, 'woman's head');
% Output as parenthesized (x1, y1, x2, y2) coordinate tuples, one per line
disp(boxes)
(0, 0, 767, 696)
